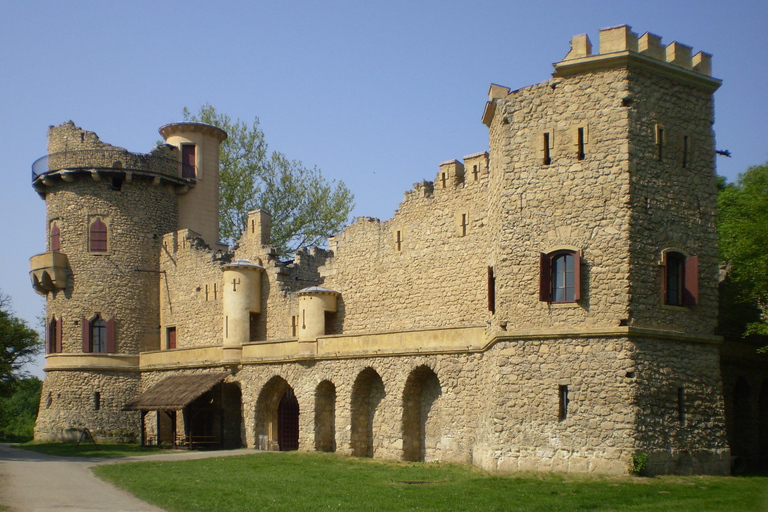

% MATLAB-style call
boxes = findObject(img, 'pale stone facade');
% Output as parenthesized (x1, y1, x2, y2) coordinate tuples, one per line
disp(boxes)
(31, 26, 740, 474)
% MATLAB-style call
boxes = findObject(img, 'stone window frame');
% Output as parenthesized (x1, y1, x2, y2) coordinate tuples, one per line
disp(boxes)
(81, 313, 116, 353)
(659, 248, 698, 307)
(49, 219, 61, 252)
(88, 215, 110, 254)
(540, 245, 582, 304)
(46, 315, 63, 354)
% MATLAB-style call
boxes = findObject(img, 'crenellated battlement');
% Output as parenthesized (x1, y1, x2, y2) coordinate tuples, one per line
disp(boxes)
(558, 25, 713, 77)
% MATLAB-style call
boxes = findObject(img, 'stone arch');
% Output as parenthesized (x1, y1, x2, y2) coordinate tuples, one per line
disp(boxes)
(255, 375, 299, 451)
(314, 380, 336, 452)
(731, 376, 752, 463)
(350, 367, 385, 457)
(402, 365, 442, 462)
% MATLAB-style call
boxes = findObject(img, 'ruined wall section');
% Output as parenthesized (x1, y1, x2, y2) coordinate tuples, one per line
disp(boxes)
(486, 70, 633, 332)
(159, 230, 226, 349)
(319, 160, 491, 334)
(625, 68, 719, 334)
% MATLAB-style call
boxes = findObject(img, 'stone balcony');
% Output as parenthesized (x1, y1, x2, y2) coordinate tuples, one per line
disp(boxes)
(30, 252, 69, 295)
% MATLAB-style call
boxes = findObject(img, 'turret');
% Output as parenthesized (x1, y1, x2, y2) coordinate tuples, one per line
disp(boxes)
(159, 122, 228, 247)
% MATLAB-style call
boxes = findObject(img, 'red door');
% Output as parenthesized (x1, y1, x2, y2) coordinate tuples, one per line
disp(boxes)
(277, 389, 299, 451)
(182, 145, 196, 179)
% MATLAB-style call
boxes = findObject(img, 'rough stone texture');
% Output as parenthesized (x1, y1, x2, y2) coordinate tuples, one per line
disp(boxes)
(32, 28, 737, 475)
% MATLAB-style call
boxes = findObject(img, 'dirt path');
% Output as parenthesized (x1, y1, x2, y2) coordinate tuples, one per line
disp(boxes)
(0, 443, 261, 512)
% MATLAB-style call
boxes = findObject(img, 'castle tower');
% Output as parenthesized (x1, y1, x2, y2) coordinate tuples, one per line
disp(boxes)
(159, 122, 228, 247)
(30, 121, 226, 442)
(479, 25, 728, 473)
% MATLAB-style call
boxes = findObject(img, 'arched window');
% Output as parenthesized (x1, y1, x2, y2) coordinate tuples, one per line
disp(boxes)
(662, 250, 698, 306)
(46, 316, 62, 354)
(540, 249, 581, 303)
(89, 218, 108, 252)
(82, 314, 115, 353)
(50, 222, 60, 252)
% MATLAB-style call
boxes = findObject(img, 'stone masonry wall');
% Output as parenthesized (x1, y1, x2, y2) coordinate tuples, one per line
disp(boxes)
(486, 69, 633, 333)
(318, 160, 491, 334)
(626, 68, 719, 334)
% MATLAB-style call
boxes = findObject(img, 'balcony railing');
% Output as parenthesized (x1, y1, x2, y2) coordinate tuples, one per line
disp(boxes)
(31, 150, 185, 182)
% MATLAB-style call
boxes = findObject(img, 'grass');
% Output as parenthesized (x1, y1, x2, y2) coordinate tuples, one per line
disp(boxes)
(93, 451, 768, 512)
(17, 442, 176, 458)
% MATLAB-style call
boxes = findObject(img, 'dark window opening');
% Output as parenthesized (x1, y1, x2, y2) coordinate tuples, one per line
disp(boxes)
(50, 222, 60, 252)
(487, 266, 496, 314)
(682, 136, 689, 168)
(93, 392, 101, 411)
(441, 172, 447, 188)
(543, 133, 551, 165)
(677, 387, 686, 426)
(249, 312, 260, 341)
(663, 251, 698, 306)
(89, 218, 108, 252)
(577, 127, 585, 160)
(657, 127, 664, 162)
(473, 165, 479, 180)
(396, 230, 402, 251)
(559, 385, 569, 421)
(47, 316, 62, 354)
(540, 250, 581, 303)
(167, 326, 176, 349)
(92, 317, 107, 353)
(461, 213, 467, 237)
(110, 175, 123, 191)
(182, 144, 196, 179)
(291, 315, 298, 337)
(325, 311, 337, 335)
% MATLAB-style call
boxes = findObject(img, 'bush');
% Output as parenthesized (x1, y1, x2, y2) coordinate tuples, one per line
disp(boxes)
(629, 452, 649, 476)
(0, 377, 42, 442)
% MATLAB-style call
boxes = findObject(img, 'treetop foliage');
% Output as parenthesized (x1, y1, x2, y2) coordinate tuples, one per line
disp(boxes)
(0, 292, 41, 398)
(718, 161, 768, 340)
(182, 104, 354, 257)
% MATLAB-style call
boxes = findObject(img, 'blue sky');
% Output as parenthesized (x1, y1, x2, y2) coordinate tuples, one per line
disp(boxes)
(1, 1, 766, 377)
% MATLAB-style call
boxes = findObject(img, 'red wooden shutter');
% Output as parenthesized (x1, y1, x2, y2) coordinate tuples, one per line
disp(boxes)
(82, 317, 91, 352)
(55, 316, 63, 353)
(182, 145, 196, 179)
(539, 253, 551, 302)
(106, 317, 116, 353)
(573, 251, 582, 301)
(50, 223, 60, 252)
(45, 318, 51, 354)
(90, 219, 108, 252)
(683, 255, 699, 306)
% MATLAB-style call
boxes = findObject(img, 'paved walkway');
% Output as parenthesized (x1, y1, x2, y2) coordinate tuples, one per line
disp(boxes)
(0, 443, 261, 512)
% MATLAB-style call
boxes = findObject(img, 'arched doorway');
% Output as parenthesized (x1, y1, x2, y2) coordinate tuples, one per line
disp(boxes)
(314, 380, 336, 452)
(350, 367, 385, 457)
(402, 365, 442, 462)
(256, 376, 300, 451)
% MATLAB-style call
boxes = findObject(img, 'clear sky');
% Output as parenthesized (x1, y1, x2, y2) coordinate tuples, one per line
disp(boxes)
(1, 0, 766, 378)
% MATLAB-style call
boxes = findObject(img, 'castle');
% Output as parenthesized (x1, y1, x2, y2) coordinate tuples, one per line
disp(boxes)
(29, 25, 763, 475)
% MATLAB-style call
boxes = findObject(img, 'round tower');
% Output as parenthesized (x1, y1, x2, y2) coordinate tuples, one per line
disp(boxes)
(29, 121, 225, 442)
(159, 122, 228, 247)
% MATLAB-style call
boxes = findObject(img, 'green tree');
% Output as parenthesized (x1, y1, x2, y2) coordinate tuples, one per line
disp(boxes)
(0, 377, 42, 442)
(718, 161, 768, 342)
(182, 105, 354, 256)
(0, 292, 41, 398)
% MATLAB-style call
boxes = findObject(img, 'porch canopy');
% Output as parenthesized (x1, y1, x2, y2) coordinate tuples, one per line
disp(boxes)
(123, 372, 229, 411)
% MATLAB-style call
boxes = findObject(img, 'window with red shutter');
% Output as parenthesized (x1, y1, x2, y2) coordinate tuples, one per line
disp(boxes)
(167, 327, 176, 349)
(90, 218, 108, 252)
(50, 222, 60, 252)
(540, 250, 581, 303)
(182, 144, 196, 179)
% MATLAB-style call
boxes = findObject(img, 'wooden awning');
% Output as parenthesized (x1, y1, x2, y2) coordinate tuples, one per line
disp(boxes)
(123, 372, 228, 411)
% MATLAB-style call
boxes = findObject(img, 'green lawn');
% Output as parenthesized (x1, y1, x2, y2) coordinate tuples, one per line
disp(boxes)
(18, 442, 176, 458)
(93, 451, 768, 512)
